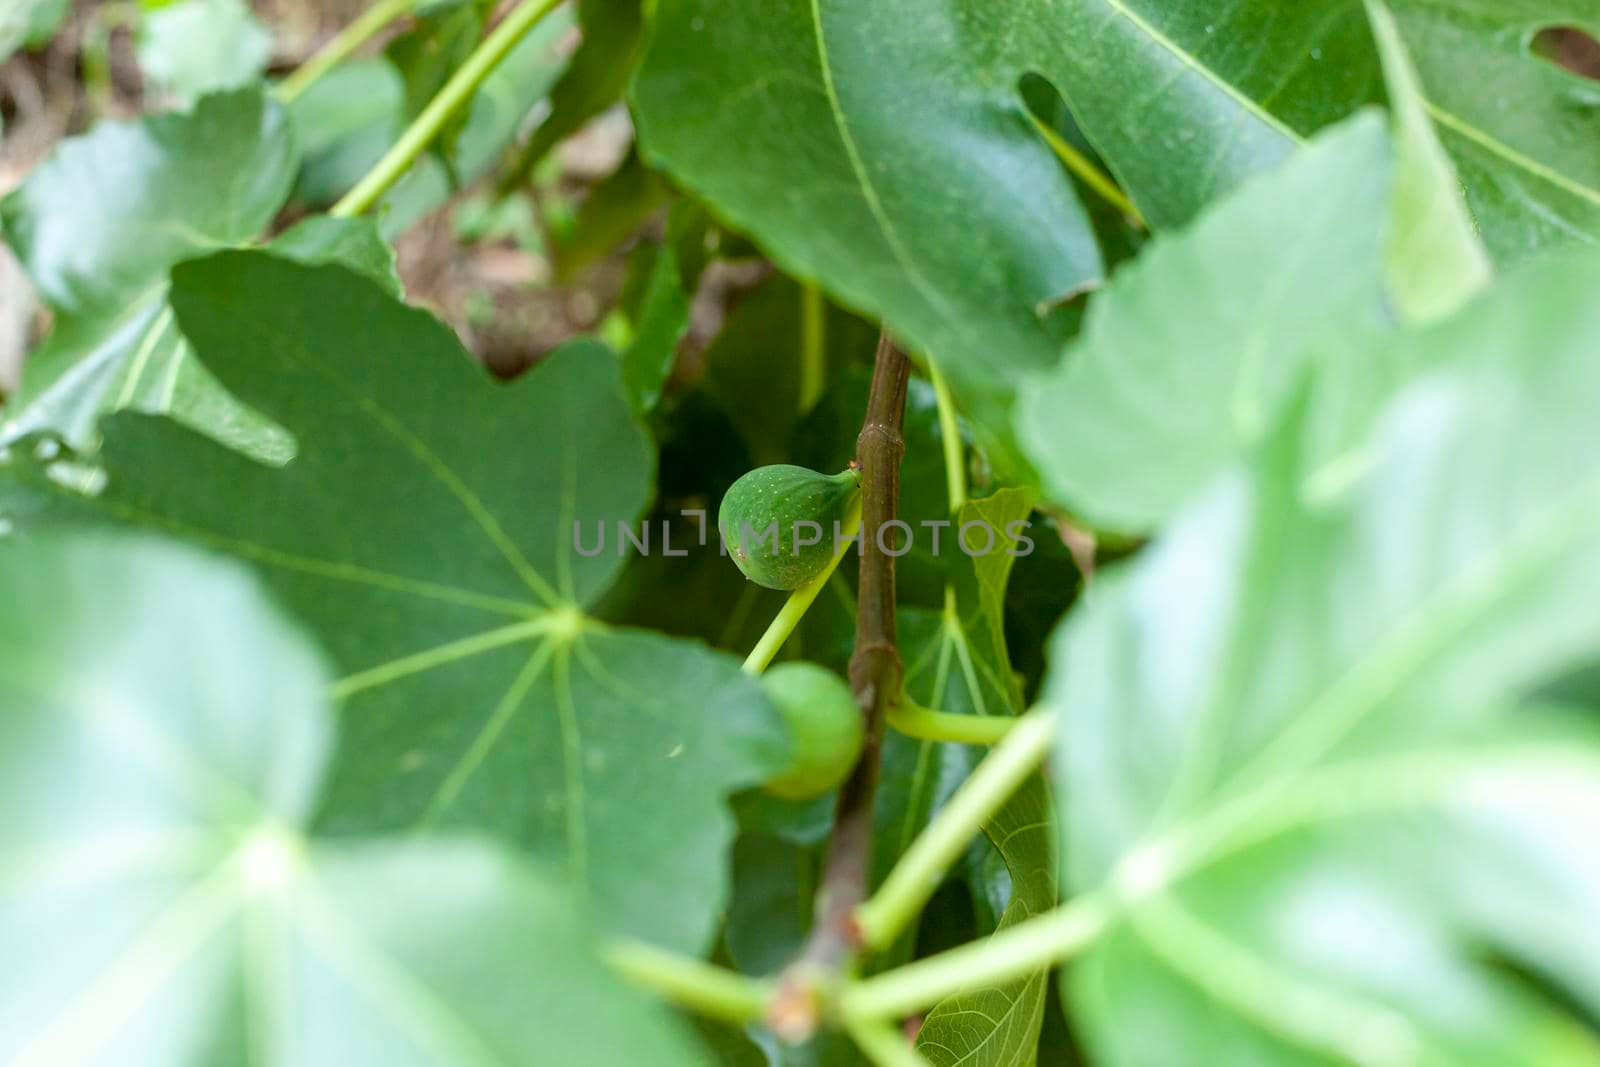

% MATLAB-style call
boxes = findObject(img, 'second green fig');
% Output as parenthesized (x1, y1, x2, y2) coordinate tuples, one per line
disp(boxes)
(759, 663, 864, 799)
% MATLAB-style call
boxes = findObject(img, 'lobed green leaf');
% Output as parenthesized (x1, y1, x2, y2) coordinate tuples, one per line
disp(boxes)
(3, 252, 789, 954)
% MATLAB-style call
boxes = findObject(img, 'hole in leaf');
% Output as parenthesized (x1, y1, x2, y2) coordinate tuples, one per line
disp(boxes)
(1015, 71, 1148, 314)
(1019, 72, 1078, 135)
(1018, 72, 1136, 227)
(1531, 26, 1600, 83)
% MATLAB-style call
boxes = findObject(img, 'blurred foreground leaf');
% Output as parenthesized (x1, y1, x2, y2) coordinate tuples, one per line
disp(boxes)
(136, 0, 273, 103)
(0, 531, 705, 1065)
(1020, 107, 1487, 534)
(1041, 251, 1600, 1065)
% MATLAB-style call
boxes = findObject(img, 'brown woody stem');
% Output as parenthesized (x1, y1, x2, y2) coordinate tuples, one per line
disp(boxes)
(769, 330, 911, 1038)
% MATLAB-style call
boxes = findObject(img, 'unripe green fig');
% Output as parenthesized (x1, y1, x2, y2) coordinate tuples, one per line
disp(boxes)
(759, 662, 864, 799)
(719, 464, 859, 591)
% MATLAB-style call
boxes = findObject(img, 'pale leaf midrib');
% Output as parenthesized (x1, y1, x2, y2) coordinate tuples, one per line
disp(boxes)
(265, 332, 563, 609)
(1141, 741, 1600, 886)
(1229, 474, 1600, 792)
(553, 646, 589, 887)
(1427, 101, 1600, 209)
(803, 0, 976, 351)
(1095, 747, 1600, 1051)
(1091, 0, 1304, 144)
(292, 883, 515, 1067)
(79, 493, 540, 619)
(1130, 895, 1417, 1064)
(11, 848, 249, 1067)
(0, 661, 263, 822)
(416, 641, 557, 826)
(331, 617, 556, 700)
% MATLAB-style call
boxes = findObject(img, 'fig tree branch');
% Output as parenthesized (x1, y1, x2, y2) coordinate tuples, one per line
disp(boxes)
(821, 330, 911, 963)
(771, 329, 910, 1030)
